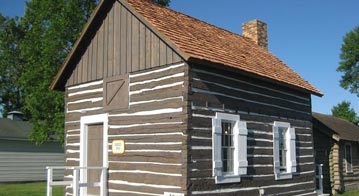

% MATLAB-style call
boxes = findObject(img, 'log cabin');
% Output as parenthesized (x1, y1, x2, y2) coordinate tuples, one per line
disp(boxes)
(50, 0, 323, 195)
(313, 112, 359, 195)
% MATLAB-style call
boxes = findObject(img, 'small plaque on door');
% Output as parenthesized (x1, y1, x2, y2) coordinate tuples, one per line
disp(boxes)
(112, 140, 125, 154)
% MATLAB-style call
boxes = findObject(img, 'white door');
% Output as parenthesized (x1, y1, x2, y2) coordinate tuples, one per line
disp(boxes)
(87, 124, 103, 195)
(80, 114, 108, 196)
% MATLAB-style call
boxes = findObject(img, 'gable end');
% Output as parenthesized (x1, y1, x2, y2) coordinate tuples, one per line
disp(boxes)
(52, 0, 187, 91)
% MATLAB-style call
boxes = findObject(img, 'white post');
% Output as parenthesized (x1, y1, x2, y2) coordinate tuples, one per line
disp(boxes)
(100, 167, 107, 196)
(46, 167, 53, 196)
(73, 168, 80, 196)
(318, 164, 323, 195)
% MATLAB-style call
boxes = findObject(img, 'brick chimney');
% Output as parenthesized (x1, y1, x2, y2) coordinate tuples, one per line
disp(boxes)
(242, 19, 268, 49)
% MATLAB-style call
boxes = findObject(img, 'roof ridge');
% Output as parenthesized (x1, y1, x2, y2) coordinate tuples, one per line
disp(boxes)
(125, 0, 322, 96)
(137, 0, 247, 40)
(313, 112, 356, 124)
(51, 0, 322, 96)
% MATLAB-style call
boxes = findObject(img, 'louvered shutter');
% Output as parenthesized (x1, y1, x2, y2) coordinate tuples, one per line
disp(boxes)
(212, 118, 222, 176)
(237, 121, 248, 175)
(273, 126, 280, 176)
(288, 127, 297, 173)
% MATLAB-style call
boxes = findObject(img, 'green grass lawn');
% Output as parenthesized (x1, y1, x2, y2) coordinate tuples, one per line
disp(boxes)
(336, 190, 359, 196)
(0, 182, 64, 196)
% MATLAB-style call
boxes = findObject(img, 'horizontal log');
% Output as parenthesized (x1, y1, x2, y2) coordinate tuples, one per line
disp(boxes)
(108, 125, 185, 135)
(191, 78, 310, 112)
(67, 83, 103, 94)
(130, 75, 184, 92)
(109, 151, 182, 162)
(109, 182, 181, 195)
(109, 172, 183, 187)
(65, 109, 104, 122)
(123, 144, 182, 151)
(189, 173, 315, 192)
(191, 107, 312, 127)
(67, 100, 102, 111)
(65, 123, 80, 130)
(191, 67, 309, 104)
(128, 98, 183, 113)
(109, 162, 182, 174)
(109, 115, 183, 126)
(130, 85, 184, 103)
(130, 65, 184, 83)
(66, 92, 102, 103)
(190, 93, 310, 121)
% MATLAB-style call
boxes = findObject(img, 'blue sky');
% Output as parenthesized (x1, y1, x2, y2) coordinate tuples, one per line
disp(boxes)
(1, 0, 359, 115)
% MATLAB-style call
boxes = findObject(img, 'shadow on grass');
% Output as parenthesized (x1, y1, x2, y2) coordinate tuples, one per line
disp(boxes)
(335, 190, 359, 196)
(0, 182, 63, 196)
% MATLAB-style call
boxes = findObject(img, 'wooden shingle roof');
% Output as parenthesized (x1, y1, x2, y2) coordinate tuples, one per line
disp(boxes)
(125, 0, 322, 96)
(313, 112, 359, 142)
(51, 0, 322, 96)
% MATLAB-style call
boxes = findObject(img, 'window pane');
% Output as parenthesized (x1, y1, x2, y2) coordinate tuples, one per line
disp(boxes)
(278, 127, 287, 172)
(221, 121, 234, 174)
(346, 144, 352, 172)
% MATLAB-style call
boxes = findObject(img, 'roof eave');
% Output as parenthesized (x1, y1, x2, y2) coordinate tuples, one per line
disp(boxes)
(51, 0, 113, 91)
(313, 113, 359, 142)
(332, 134, 340, 142)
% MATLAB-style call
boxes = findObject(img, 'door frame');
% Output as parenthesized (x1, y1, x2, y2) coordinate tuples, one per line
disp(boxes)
(79, 113, 108, 196)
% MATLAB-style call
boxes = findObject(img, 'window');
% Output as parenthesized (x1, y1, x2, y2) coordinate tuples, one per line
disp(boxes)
(222, 121, 235, 175)
(279, 127, 288, 172)
(212, 113, 248, 184)
(273, 121, 296, 180)
(345, 143, 353, 173)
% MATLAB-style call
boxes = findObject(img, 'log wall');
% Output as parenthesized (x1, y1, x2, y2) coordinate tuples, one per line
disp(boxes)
(340, 141, 359, 192)
(313, 125, 333, 194)
(187, 63, 316, 196)
(331, 142, 341, 194)
(313, 119, 359, 194)
(63, 62, 188, 196)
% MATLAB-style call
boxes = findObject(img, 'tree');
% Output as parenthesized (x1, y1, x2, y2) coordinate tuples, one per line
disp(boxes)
(331, 101, 358, 124)
(0, 0, 97, 144)
(1, 0, 167, 145)
(20, 0, 97, 144)
(0, 14, 25, 117)
(337, 26, 359, 97)
(150, 0, 170, 6)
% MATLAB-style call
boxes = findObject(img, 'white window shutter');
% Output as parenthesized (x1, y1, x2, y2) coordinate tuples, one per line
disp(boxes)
(288, 127, 297, 173)
(212, 118, 222, 176)
(273, 126, 280, 176)
(237, 121, 248, 175)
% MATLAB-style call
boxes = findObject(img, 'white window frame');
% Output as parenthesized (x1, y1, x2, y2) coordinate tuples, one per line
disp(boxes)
(345, 143, 353, 173)
(212, 112, 248, 184)
(273, 121, 296, 180)
(80, 113, 108, 196)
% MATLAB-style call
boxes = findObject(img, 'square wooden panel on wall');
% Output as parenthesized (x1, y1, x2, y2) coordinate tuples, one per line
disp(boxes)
(103, 74, 129, 111)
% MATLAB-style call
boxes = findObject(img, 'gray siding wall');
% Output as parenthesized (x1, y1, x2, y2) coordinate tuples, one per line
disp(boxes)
(188, 64, 316, 196)
(0, 140, 64, 182)
(64, 62, 188, 196)
(66, 0, 182, 87)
